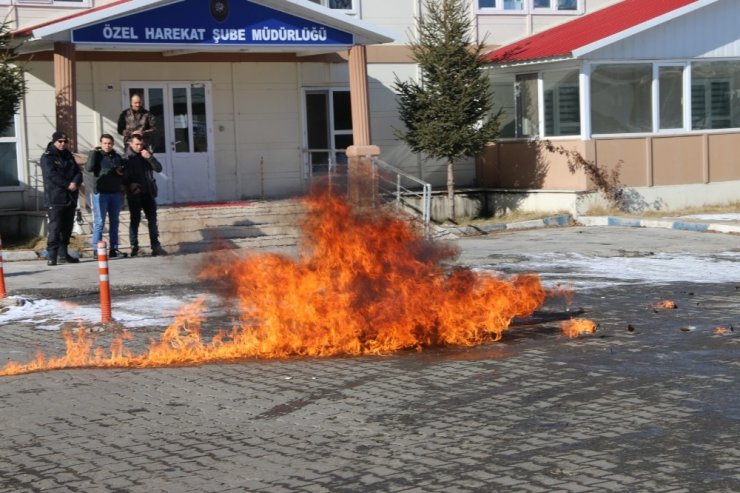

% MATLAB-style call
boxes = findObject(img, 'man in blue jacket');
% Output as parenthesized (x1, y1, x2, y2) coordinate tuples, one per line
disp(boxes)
(40, 131, 83, 266)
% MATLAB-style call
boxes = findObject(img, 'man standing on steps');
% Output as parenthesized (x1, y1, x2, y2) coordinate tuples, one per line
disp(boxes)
(117, 93, 157, 148)
(123, 134, 168, 257)
(85, 133, 126, 259)
(40, 130, 82, 266)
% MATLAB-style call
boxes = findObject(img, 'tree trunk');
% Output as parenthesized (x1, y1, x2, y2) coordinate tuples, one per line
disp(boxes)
(447, 159, 455, 222)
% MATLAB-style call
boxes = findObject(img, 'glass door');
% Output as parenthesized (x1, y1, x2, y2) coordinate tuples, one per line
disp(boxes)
(303, 88, 352, 180)
(122, 82, 214, 204)
(168, 83, 213, 203)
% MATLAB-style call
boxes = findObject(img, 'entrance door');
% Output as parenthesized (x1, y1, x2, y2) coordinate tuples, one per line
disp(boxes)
(303, 89, 353, 179)
(122, 82, 215, 204)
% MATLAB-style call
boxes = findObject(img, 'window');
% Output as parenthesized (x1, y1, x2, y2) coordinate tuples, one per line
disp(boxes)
(658, 65, 684, 130)
(515, 74, 539, 137)
(691, 61, 740, 130)
(544, 70, 580, 136)
(478, 0, 580, 12)
(490, 74, 517, 138)
(591, 63, 652, 134)
(308, 0, 356, 12)
(533, 0, 578, 11)
(478, 0, 524, 10)
(0, 115, 21, 188)
(304, 89, 352, 177)
(1, 0, 90, 6)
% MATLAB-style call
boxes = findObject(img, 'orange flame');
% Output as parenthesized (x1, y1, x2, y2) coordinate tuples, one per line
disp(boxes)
(561, 319, 597, 338)
(653, 299, 677, 310)
(1, 191, 548, 376)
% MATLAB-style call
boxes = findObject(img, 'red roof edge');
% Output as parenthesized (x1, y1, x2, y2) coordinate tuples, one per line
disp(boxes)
(483, 0, 697, 64)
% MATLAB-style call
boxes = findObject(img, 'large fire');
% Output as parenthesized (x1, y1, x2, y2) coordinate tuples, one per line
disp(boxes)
(1, 191, 583, 376)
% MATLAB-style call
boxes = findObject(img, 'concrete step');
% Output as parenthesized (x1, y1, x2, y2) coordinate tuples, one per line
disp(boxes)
(74, 198, 305, 257)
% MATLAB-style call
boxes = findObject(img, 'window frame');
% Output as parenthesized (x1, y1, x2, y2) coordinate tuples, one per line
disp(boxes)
(0, 0, 91, 6)
(308, 0, 358, 15)
(544, 80, 581, 137)
(302, 87, 353, 179)
(653, 62, 690, 133)
(477, 0, 583, 14)
(691, 78, 733, 130)
(499, 59, 740, 140)
(0, 114, 25, 191)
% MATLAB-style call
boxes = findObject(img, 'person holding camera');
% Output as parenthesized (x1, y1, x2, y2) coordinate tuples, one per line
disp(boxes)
(123, 134, 167, 257)
(85, 133, 126, 258)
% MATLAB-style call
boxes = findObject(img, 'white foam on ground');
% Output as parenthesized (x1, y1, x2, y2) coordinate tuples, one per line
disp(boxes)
(475, 252, 740, 290)
(0, 293, 223, 331)
(3, 252, 738, 329)
(679, 213, 740, 221)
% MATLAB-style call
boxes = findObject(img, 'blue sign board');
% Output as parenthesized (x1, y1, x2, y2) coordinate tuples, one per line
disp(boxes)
(72, 0, 354, 46)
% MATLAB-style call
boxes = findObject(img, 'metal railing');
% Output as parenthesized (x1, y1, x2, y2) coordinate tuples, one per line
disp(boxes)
(303, 149, 348, 179)
(303, 149, 432, 227)
(372, 158, 431, 226)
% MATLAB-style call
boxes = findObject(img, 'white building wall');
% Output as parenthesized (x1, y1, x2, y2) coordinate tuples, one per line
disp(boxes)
(474, 0, 621, 46)
(13, 0, 687, 209)
(232, 62, 304, 198)
(584, 0, 740, 61)
(3, 0, 118, 30)
(358, 0, 417, 45)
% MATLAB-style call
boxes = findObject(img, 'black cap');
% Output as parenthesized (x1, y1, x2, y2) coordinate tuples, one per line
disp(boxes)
(52, 131, 67, 142)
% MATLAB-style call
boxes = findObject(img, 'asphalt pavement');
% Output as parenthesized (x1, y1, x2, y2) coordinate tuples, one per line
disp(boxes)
(0, 218, 738, 492)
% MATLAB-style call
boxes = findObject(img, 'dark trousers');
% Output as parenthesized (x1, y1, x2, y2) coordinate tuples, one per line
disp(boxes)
(46, 205, 76, 257)
(127, 193, 160, 248)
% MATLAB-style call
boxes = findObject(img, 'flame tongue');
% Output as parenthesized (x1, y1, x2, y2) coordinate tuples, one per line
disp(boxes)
(2, 191, 548, 375)
(201, 192, 546, 356)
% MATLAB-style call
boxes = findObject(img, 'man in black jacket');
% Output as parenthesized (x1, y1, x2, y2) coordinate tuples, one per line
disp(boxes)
(123, 134, 167, 257)
(40, 131, 83, 266)
(85, 133, 126, 258)
(117, 93, 157, 148)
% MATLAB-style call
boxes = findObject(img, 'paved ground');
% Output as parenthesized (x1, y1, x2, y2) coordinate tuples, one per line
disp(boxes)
(0, 226, 739, 492)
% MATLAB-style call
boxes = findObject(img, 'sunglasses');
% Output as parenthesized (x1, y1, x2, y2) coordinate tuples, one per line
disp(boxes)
(56, 139, 68, 143)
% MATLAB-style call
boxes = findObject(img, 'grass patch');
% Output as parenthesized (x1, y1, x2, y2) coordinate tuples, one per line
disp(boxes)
(457, 209, 571, 226)
(2, 235, 46, 251)
(584, 201, 740, 218)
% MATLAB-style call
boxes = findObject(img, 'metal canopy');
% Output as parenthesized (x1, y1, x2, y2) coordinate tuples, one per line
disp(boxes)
(15, 0, 396, 54)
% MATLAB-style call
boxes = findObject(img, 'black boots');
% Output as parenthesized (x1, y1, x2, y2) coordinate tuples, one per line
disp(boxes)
(47, 249, 57, 266)
(151, 244, 168, 256)
(57, 245, 79, 264)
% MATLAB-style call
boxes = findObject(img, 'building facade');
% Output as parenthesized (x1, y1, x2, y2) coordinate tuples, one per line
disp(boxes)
(2, 0, 737, 223)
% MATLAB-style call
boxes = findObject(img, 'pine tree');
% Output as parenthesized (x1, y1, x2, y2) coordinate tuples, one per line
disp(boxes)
(394, 0, 499, 221)
(0, 22, 26, 135)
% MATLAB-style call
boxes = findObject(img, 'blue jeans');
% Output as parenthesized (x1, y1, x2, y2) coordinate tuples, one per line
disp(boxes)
(92, 192, 123, 249)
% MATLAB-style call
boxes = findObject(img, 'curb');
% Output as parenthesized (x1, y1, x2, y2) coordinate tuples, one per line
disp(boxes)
(2, 250, 39, 261)
(576, 216, 740, 234)
(433, 214, 573, 238)
(434, 213, 740, 239)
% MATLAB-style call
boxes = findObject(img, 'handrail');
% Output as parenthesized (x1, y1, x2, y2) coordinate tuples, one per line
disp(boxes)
(302, 150, 432, 227)
(372, 158, 431, 226)
(302, 148, 348, 179)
